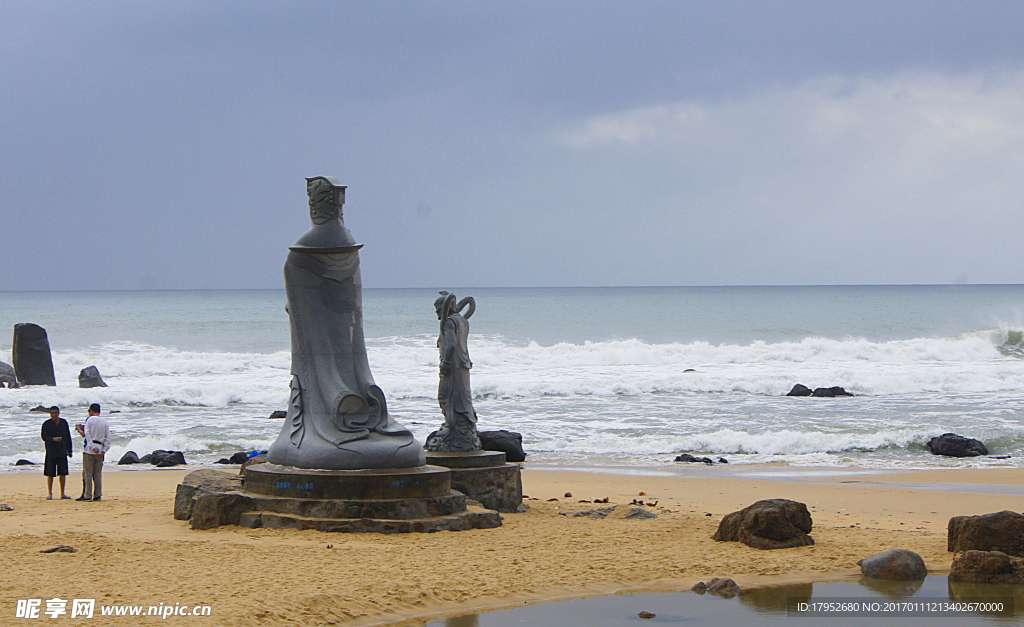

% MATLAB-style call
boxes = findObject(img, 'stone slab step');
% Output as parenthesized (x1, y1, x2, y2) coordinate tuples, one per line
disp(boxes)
(238, 507, 502, 533)
(244, 490, 467, 520)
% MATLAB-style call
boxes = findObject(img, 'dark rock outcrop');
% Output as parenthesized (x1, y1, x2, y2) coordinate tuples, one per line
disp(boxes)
(12, 323, 56, 386)
(787, 384, 812, 396)
(479, 430, 526, 462)
(144, 449, 187, 467)
(948, 511, 1024, 556)
(675, 453, 714, 464)
(117, 451, 141, 465)
(928, 433, 988, 457)
(215, 451, 252, 465)
(78, 365, 107, 388)
(269, 410, 287, 419)
(0, 361, 18, 388)
(949, 550, 1024, 584)
(858, 549, 928, 580)
(29, 405, 50, 412)
(14, 459, 36, 465)
(812, 386, 853, 397)
(713, 498, 814, 549)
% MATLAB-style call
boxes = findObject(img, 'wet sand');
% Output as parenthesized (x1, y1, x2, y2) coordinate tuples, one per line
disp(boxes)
(1, 466, 1022, 626)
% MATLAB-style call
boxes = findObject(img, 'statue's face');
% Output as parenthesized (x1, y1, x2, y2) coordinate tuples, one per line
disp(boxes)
(308, 179, 339, 225)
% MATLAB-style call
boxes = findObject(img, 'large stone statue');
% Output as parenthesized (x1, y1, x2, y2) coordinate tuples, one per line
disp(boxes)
(426, 291, 482, 452)
(267, 177, 424, 470)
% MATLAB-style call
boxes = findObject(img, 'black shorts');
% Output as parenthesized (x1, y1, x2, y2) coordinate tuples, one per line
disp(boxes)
(44, 453, 69, 477)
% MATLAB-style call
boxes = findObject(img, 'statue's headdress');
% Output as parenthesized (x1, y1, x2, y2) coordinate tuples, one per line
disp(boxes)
(290, 176, 363, 253)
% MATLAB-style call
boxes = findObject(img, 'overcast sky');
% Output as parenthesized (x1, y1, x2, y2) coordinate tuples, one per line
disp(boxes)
(2, 1, 1022, 290)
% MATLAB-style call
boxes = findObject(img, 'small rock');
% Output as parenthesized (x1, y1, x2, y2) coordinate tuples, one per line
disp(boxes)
(564, 492, 572, 498)
(812, 386, 853, 397)
(269, 410, 287, 419)
(858, 549, 928, 581)
(40, 545, 76, 553)
(691, 581, 707, 593)
(638, 611, 656, 619)
(706, 577, 741, 598)
(674, 453, 715, 464)
(29, 405, 50, 412)
(78, 365, 108, 388)
(787, 384, 813, 396)
(117, 451, 141, 465)
(14, 459, 36, 466)
(717, 457, 729, 464)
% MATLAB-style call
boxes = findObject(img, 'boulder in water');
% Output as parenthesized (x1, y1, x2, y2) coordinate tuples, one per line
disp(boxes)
(12, 323, 56, 386)
(928, 433, 988, 457)
(0, 361, 18, 388)
(78, 365, 108, 388)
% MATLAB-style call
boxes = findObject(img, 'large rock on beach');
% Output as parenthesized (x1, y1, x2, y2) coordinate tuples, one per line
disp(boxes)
(117, 451, 141, 465)
(12, 323, 56, 386)
(858, 549, 928, 580)
(78, 365, 107, 388)
(0, 361, 18, 388)
(479, 430, 526, 463)
(14, 459, 36, 465)
(268, 410, 287, 419)
(948, 511, 1024, 556)
(949, 550, 1024, 584)
(713, 498, 814, 549)
(928, 433, 988, 457)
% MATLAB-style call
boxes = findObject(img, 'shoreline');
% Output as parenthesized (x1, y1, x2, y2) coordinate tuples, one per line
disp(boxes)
(1, 466, 1022, 626)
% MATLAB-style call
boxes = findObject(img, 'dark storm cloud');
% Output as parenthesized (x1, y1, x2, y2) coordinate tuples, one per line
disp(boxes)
(1, 1, 1022, 289)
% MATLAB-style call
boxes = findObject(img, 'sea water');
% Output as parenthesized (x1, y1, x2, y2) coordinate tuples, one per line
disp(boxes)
(1, 285, 1023, 471)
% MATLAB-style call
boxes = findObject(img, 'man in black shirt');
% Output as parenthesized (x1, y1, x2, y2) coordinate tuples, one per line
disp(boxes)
(41, 406, 73, 499)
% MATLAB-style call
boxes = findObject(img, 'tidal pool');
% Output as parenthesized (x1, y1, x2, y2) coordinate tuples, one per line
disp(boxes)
(410, 577, 1023, 626)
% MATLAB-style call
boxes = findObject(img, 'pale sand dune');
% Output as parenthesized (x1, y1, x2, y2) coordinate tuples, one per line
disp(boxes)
(1, 467, 1023, 626)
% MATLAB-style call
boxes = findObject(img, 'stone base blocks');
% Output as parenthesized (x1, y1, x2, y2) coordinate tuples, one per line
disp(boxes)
(424, 451, 522, 513)
(175, 465, 502, 533)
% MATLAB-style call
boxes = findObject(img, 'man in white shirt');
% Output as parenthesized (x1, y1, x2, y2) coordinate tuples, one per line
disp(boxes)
(75, 403, 110, 502)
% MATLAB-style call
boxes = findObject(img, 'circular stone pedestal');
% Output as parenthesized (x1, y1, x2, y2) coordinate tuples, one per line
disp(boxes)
(180, 463, 506, 534)
(244, 463, 451, 500)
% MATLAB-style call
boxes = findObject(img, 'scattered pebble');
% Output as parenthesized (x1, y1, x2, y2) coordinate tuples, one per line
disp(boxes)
(564, 492, 572, 498)
(638, 611, 656, 619)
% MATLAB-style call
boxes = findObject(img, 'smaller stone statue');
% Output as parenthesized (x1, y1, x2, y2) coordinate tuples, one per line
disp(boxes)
(426, 291, 482, 452)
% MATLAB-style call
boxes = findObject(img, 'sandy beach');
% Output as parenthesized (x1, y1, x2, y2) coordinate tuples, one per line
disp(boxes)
(1, 465, 1022, 626)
